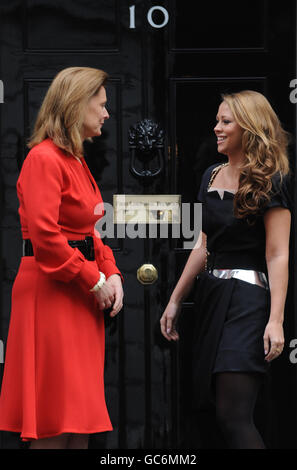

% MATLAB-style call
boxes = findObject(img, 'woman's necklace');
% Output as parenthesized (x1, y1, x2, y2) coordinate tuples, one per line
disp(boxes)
(207, 162, 229, 190)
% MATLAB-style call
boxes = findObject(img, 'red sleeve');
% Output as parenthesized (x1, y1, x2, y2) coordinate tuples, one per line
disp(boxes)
(93, 228, 123, 282)
(18, 149, 100, 290)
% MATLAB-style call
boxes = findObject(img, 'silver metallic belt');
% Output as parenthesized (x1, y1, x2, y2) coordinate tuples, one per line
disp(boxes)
(210, 269, 269, 290)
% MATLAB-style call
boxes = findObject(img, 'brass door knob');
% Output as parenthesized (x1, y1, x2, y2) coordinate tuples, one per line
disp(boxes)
(137, 264, 158, 285)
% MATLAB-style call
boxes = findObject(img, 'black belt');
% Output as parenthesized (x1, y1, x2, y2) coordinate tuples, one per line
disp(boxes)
(22, 236, 95, 261)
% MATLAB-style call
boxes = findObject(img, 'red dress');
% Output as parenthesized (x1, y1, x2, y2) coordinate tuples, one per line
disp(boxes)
(0, 138, 122, 441)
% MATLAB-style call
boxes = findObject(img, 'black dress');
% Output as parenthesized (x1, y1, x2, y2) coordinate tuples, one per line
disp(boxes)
(192, 163, 292, 411)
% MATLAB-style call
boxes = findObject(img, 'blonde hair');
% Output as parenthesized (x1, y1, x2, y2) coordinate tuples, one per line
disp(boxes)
(222, 90, 290, 218)
(28, 67, 108, 156)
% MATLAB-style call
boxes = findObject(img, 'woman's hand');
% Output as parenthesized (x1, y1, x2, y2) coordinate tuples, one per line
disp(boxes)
(104, 274, 124, 317)
(160, 300, 182, 341)
(263, 321, 284, 362)
(93, 281, 115, 312)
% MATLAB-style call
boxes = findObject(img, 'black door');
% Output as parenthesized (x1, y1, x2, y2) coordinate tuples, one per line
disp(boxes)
(168, 0, 297, 449)
(0, 0, 296, 449)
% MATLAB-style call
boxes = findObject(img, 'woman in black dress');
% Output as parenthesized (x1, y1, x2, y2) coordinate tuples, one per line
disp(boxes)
(160, 90, 291, 449)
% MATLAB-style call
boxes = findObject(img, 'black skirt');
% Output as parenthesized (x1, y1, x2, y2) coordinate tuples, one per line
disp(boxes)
(192, 271, 270, 411)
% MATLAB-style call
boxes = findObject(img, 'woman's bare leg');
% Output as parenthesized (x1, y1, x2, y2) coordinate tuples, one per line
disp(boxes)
(29, 433, 70, 449)
(66, 434, 89, 449)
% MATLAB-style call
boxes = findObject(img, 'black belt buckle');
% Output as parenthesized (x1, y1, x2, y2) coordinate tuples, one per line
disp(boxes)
(68, 236, 95, 261)
(23, 237, 96, 261)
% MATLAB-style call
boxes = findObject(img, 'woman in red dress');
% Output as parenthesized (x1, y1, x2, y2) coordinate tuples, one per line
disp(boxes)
(0, 67, 123, 449)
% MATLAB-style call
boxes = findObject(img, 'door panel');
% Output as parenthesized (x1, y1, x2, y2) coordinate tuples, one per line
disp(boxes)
(24, 0, 120, 51)
(172, 0, 267, 50)
(168, 0, 296, 449)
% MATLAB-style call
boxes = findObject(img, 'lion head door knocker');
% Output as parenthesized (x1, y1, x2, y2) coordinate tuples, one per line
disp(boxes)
(129, 119, 164, 179)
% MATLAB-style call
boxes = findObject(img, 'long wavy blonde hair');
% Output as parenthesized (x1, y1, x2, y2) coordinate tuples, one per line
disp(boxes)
(28, 67, 108, 156)
(222, 90, 290, 218)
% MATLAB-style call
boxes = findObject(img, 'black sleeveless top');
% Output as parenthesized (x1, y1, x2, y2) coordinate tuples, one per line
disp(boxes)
(198, 164, 292, 272)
